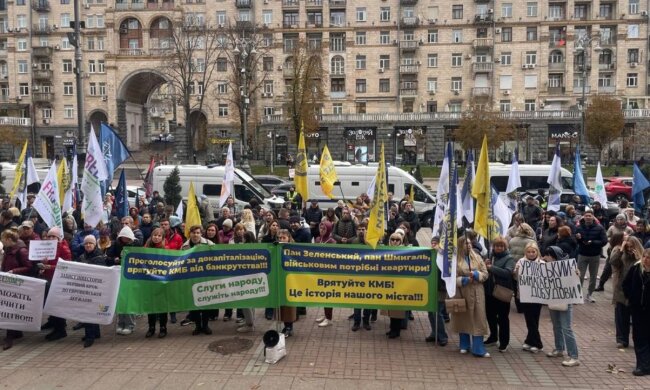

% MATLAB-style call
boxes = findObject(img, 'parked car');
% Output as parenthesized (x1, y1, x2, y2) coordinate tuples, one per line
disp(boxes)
(127, 186, 146, 208)
(604, 177, 633, 202)
(270, 183, 295, 199)
(254, 175, 290, 192)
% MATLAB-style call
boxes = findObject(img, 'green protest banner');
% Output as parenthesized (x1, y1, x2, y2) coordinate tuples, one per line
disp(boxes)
(116, 244, 277, 314)
(279, 243, 437, 311)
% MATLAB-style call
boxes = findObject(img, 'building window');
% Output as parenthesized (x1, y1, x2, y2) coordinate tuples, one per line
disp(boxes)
(427, 53, 438, 67)
(501, 27, 512, 42)
(332, 103, 343, 114)
(64, 105, 74, 119)
(99, 83, 106, 95)
(380, 7, 390, 21)
(17, 39, 27, 51)
(263, 81, 273, 94)
(451, 53, 462, 67)
(526, 27, 537, 41)
(451, 77, 462, 91)
(379, 55, 390, 70)
(379, 31, 390, 45)
(217, 81, 227, 94)
(63, 82, 73, 95)
(19, 83, 29, 96)
(42, 108, 52, 119)
(263, 57, 273, 71)
(61, 37, 71, 49)
(598, 73, 613, 87)
(355, 32, 366, 45)
(449, 102, 462, 112)
(527, 2, 538, 16)
(216, 11, 226, 26)
(17, 61, 27, 73)
(500, 100, 511, 112)
(629, 0, 639, 14)
(356, 79, 366, 93)
(89, 83, 97, 95)
(501, 52, 512, 65)
(627, 73, 638, 87)
(628, 48, 640, 63)
(62, 60, 73, 73)
(217, 58, 227, 72)
(428, 30, 438, 43)
(330, 78, 345, 92)
(525, 51, 537, 65)
(356, 55, 366, 69)
(502, 3, 513, 17)
(60, 13, 70, 26)
(218, 104, 228, 117)
(452, 5, 463, 19)
(263, 10, 272, 25)
(549, 5, 564, 19)
(427, 77, 437, 92)
(98, 60, 105, 73)
(379, 78, 390, 92)
(452, 29, 462, 43)
(600, 3, 613, 18)
(356, 102, 366, 114)
(88, 60, 96, 73)
(17, 15, 27, 28)
(525, 100, 536, 111)
(356, 7, 367, 22)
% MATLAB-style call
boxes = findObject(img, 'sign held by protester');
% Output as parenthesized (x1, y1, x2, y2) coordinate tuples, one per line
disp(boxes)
(28, 240, 59, 261)
(43, 260, 121, 325)
(0, 273, 47, 332)
(518, 259, 583, 305)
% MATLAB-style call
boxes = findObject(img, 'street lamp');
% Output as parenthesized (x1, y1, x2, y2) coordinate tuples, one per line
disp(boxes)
(233, 36, 256, 172)
(573, 33, 602, 150)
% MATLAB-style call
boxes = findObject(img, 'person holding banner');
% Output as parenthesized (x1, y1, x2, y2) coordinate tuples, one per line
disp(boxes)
(610, 236, 644, 349)
(1, 230, 32, 350)
(314, 221, 337, 328)
(383, 233, 409, 339)
(143, 228, 172, 338)
(77, 235, 109, 347)
(622, 248, 650, 376)
(277, 229, 297, 337)
(484, 237, 515, 353)
(39, 227, 72, 342)
(109, 226, 138, 335)
(514, 242, 545, 353)
(182, 225, 216, 335)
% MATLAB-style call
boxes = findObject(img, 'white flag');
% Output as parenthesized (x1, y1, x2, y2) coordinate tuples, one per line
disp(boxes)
(18, 157, 40, 210)
(547, 145, 562, 212)
(594, 162, 608, 209)
(81, 128, 109, 227)
(366, 171, 377, 201)
(63, 153, 78, 213)
(219, 142, 235, 208)
(176, 199, 184, 222)
(33, 162, 63, 231)
(432, 143, 452, 237)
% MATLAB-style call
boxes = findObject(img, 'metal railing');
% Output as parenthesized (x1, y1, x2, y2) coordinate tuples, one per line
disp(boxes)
(0, 117, 31, 126)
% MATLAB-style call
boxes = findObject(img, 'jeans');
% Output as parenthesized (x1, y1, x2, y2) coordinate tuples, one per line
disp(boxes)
(459, 333, 487, 356)
(615, 303, 632, 346)
(521, 302, 543, 349)
(117, 314, 135, 330)
(427, 305, 448, 342)
(578, 254, 601, 295)
(352, 308, 371, 325)
(84, 324, 101, 340)
(485, 294, 510, 348)
(549, 305, 579, 359)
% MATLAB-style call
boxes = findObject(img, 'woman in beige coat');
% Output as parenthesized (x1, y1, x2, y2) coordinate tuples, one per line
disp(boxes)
(449, 238, 490, 357)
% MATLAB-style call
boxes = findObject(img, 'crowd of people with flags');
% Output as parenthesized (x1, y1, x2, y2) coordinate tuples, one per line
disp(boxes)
(1, 127, 649, 377)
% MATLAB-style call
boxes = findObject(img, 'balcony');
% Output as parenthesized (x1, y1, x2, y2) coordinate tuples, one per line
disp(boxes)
(401, 17, 419, 26)
(400, 0, 418, 4)
(473, 38, 493, 48)
(472, 87, 491, 97)
(400, 82, 417, 96)
(598, 85, 616, 93)
(118, 48, 146, 56)
(474, 14, 493, 24)
(399, 40, 419, 50)
(306, 0, 323, 8)
(600, 37, 617, 47)
(32, 24, 52, 35)
(283, 21, 300, 29)
(329, 0, 346, 7)
(0, 48, 6, 58)
(283, 67, 295, 78)
(399, 64, 419, 74)
(31, 0, 50, 12)
(282, 0, 299, 8)
(547, 86, 566, 94)
(549, 39, 567, 48)
(472, 62, 493, 72)
(599, 62, 616, 70)
(330, 68, 345, 76)
(32, 46, 53, 57)
(235, 0, 251, 8)
(573, 85, 591, 94)
(330, 91, 346, 99)
(0, 117, 31, 126)
(33, 69, 53, 80)
(548, 62, 565, 71)
(33, 92, 54, 103)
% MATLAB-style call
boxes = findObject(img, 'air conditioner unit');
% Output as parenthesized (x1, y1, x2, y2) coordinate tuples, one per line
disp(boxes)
(16, 96, 22, 101)
(262, 92, 268, 97)
(452, 90, 460, 95)
(52, 24, 58, 29)
(32, 86, 39, 91)
(540, 102, 545, 108)
(504, 90, 511, 95)
(101, 96, 108, 101)
(269, 93, 273, 97)
(43, 119, 50, 125)
(428, 90, 436, 95)
(642, 10, 648, 16)
(277, 65, 283, 70)
(495, 28, 501, 34)
(465, 54, 472, 60)
(84, 3, 90, 8)
(119, 27, 128, 34)
(263, 0, 268, 3)
(218, 24, 224, 28)
(522, 64, 528, 69)
(429, 19, 436, 24)
(528, 64, 536, 68)
(631, 62, 638, 67)
(488, 8, 494, 13)
(84, 73, 90, 78)
(33, 63, 39, 68)
(54, 45, 61, 50)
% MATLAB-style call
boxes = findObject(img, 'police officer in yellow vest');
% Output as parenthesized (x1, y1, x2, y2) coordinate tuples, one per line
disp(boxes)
(286, 186, 299, 210)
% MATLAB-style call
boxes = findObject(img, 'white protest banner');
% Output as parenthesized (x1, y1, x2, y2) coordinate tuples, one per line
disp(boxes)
(0, 272, 46, 332)
(28, 240, 58, 261)
(518, 259, 584, 305)
(43, 260, 121, 325)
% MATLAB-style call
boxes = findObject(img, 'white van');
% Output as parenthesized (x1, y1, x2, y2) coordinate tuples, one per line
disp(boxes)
(151, 165, 285, 212)
(305, 162, 437, 226)
(0, 162, 49, 195)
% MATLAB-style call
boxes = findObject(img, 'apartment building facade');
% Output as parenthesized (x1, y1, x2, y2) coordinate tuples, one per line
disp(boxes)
(1, 0, 649, 165)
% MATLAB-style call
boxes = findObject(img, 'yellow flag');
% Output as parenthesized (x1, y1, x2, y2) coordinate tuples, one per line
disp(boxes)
(184, 181, 202, 239)
(9, 140, 28, 199)
(366, 143, 388, 249)
(319, 145, 338, 199)
(294, 130, 309, 202)
(471, 135, 490, 238)
(56, 157, 69, 205)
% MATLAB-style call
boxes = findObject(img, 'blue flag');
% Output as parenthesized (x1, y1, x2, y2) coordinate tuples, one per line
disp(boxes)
(100, 123, 130, 191)
(632, 163, 650, 213)
(572, 145, 590, 205)
(115, 169, 129, 219)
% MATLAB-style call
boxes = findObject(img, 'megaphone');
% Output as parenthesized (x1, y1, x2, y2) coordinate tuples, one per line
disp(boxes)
(263, 330, 280, 348)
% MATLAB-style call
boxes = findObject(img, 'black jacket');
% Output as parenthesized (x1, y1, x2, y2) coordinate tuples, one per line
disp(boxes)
(485, 251, 515, 291)
(622, 263, 650, 310)
(291, 227, 312, 243)
(556, 236, 578, 259)
(78, 248, 109, 267)
(575, 222, 607, 256)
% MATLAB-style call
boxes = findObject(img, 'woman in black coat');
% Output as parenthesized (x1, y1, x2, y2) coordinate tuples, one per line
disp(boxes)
(622, 248, 650, 376)
(77, 235, 109, 348)
(556, 226, 577, 259)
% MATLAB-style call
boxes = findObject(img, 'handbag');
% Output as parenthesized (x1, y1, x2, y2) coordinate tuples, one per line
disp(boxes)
(492, 276, 514, 303)
(445, 298, 467, 313)
(548, 303, 568, 311)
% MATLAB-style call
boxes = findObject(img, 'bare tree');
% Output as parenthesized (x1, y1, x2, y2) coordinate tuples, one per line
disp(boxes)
(158, 17, 222, 161)
(283, 38, 325, 141)
(2, 125, 30, 159)
(455, 104, 515, 155)
(585, 95, 625, 163)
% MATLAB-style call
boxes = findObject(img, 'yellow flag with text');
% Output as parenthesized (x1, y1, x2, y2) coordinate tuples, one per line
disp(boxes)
(471, 136, 490, 238)
(366, 143, 387, 249)
(319, 145, 338, 199)
(9, 140, 28, 199)
(184, 181, 202, 239)
(294, 130, 309, 202)
(56, 157, 69, 205)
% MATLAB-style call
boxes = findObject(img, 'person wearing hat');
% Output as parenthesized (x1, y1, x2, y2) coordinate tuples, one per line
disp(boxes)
(71, 223, 100, 258)
(303, 200, 323, 239)
(40, 227, 72, 342)
(289, 216, 311, 243)
(77, 234, 109, 347)
(217, 218, 234, 244)
(161, 217, 183, 250)
(108, 226, 138, 335)
(19, 193, 36, 221)
(0, 210, 17, 236)
(522, 195, 543, 228)
(18, 220, 40, 248)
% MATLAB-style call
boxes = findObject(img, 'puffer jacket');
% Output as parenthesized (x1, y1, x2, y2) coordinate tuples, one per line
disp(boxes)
(509, 235, 535, 262)
(0, 240, 31, 275)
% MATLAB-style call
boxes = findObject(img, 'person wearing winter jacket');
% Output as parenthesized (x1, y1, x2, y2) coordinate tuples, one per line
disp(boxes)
(40, 227, 72, 342)
(610, 236, 644, 348)
(575, 210, 608, 303)
(622, 248, 650, 376)
(182, 225, 216, 335)
(484, 237, 515, 353)
(109, 226, 138, 334)
(1, 230, 31, 350)
(77, 235, 109, 347)
(70, 223, 99, 258)
(314, 221, 337, 328)
(556, 226, 578, 259)
(161, 217, 183, 250)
